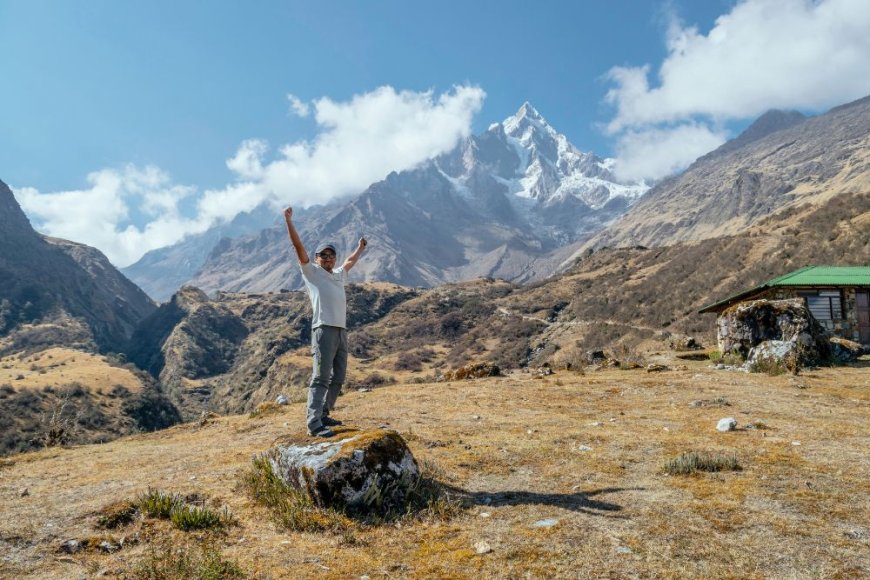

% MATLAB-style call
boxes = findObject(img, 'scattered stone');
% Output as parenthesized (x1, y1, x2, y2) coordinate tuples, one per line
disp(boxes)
(717, 417, 738, 432)
(589, 422, 602, 427)
(615, 546, 633, 554)
(445, 362, 501, 381)
(792, 441, 802, 446)
(275, 394, 289, 405)
(358, 388, 372, 393)
(266, 429, 420, 513)
(472, 415, 481, 420)
(532, 518, 559, 528)
(479, 512, 491, 518)
(576, 445, 592, 452)
(646, 364, 669, 372)
(669, 335, 700, 351)
(474, 541, 492, 554)
(829, 337, 865, 362)
(98, 540, 120, 553)
(58, 539, 82, 554)
(584, 350, 607, 364)
(746, 419, 769, 430)
(19, 488, 29, 497)
(534, 366, 554, 376)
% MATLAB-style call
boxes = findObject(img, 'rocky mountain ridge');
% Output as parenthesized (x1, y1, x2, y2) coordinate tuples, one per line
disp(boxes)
(584, 95, 870, 251)
(125, 103, 647, 299)
(0, 179, 156, 352)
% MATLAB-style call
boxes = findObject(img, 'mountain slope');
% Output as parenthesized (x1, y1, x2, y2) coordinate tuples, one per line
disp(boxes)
(586, 96, 870, 250)
(0, 180, 156, 352)
(121, 204, 281, 302)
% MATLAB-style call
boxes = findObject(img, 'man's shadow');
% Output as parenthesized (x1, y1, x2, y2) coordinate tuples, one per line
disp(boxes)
(441, 485, 640, 518)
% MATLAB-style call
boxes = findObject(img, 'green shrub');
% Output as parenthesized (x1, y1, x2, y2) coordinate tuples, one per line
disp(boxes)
(663, 452, 742, 475)
(137, 489, 182, 519)
(170, 505, 236, 532)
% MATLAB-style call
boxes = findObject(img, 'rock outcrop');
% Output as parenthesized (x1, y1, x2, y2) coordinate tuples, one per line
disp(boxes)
(267, 429, 420, 514)
(717, 299, 832, 369)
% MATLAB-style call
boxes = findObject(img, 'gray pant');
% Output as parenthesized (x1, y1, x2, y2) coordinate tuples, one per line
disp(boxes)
(307, 325, 347, 432)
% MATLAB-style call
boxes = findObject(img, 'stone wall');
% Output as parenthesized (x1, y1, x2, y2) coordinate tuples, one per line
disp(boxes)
(763, 287, 862, 343)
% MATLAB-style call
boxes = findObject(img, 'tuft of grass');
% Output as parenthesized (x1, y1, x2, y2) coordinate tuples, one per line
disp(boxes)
(170, 505, 237, 532)
(132, 537, 245, 579)
(711, 351, 744, 366)
(137, 488, 182, 519)
(663, 452, 742, 475)
(239, 456, 351, 533)
(749, 355, 795, 376)
(137, 488, 235, 532)
(96, 500, 138, 529)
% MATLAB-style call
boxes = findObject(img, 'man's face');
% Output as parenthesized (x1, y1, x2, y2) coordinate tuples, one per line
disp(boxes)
(316, 249, 336, 271)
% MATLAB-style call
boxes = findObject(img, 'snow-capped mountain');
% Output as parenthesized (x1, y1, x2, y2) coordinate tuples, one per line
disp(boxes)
(126, 103, 649, 298)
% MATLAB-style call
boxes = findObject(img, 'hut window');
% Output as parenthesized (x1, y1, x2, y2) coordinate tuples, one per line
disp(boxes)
(803, 291, 843, 321)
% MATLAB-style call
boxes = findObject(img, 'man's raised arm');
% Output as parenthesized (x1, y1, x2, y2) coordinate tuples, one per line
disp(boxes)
(284, 208, 309, 265)
(342, 237, 368, 271)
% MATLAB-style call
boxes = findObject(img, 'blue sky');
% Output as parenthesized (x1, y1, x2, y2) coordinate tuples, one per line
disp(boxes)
(3, 0, 869, 266)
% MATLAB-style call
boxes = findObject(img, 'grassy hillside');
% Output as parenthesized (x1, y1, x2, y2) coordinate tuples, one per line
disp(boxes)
(0, 348, 180, 455)
(1, 360, 867, 578)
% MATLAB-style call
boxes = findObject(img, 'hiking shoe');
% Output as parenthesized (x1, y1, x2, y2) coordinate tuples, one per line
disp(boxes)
(308, 426, 335, 438)
(321, 416, 343, 427)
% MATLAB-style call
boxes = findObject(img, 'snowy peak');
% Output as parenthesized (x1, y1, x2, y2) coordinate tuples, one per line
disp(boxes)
(491, 103, 647, 208)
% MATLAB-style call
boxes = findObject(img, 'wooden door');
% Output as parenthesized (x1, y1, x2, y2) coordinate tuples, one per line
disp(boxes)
(857, 291, 870, 344)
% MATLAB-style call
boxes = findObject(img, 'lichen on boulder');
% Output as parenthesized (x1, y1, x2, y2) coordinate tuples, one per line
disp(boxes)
(266, 428, 420, 514)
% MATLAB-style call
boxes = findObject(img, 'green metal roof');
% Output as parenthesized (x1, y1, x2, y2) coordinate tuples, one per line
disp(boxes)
(699, 266, 870, 314)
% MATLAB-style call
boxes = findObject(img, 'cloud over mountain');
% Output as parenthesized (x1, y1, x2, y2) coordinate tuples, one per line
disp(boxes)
(15, 85, 485, 267)
(605, 0, 870, 181)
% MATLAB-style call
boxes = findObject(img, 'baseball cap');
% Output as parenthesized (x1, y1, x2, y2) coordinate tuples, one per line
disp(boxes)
(315, 242, 337, 254)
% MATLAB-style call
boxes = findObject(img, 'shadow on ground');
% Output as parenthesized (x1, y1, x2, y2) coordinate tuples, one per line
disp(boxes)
(447, 486, 641, 517)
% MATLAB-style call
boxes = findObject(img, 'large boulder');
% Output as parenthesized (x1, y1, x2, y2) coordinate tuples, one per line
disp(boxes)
(717, 299, 832, 366)
(266, 429, 420, 513)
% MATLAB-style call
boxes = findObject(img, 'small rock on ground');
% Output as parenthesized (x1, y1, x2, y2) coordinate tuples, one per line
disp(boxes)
(474, 541, 493, 554)
(717, 417, 737, 432)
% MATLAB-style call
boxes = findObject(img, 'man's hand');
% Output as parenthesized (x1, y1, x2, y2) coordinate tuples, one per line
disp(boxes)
(344, 236, 368, 272)
(284, 207, 309, 264)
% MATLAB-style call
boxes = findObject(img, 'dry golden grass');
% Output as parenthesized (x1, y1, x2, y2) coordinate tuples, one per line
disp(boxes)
(0, 347, 143, 393)
(0, 359, 867, 578)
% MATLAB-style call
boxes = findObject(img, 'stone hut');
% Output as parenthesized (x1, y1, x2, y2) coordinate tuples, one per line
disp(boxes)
(699, 266, 870, 347)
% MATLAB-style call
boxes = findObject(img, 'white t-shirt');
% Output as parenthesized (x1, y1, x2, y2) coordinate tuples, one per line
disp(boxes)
(300, 261, 348, 329)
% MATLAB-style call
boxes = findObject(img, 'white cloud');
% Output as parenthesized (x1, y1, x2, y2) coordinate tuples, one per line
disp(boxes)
(16, 85, 485, 267)
(287, 93, 310, 117)
(16, 165, 208, 267)
(612, 123, 729, 182)
(604, 0, 870, 180)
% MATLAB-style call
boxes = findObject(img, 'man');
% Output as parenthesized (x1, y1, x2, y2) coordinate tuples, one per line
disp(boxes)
(284, 207, 367, 437)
